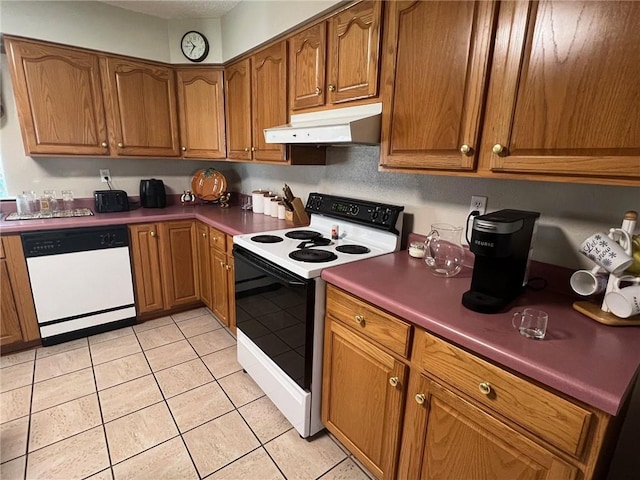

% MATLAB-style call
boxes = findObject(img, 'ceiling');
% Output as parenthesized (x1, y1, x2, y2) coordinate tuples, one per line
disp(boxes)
(99, 0, 242, 20)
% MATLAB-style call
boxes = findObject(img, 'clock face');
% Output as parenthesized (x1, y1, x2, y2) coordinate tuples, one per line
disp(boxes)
(181, 31, 209, 62)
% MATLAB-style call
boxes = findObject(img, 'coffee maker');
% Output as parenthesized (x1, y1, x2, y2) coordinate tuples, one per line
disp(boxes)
(462, 209, 540, 313)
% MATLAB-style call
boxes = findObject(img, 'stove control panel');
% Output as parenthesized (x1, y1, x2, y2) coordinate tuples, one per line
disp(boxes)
(305, 193, 404, 233)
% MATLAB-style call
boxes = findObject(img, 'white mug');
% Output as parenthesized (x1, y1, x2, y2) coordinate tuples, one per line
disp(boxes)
(604, 275, 640, 319)
(579, 229, 633, 274)
(570, 266, 609, 296)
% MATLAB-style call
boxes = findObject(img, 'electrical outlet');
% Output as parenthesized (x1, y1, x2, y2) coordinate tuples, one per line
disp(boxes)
(99, 169, 111, 183)
(469, 195, 487, 215)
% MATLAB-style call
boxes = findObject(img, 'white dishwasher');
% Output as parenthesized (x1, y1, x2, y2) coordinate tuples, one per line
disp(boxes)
(21, 225, 136, 346)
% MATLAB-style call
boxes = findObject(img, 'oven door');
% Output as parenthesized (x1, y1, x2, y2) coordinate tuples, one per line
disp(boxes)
(233, 245, 315, 390)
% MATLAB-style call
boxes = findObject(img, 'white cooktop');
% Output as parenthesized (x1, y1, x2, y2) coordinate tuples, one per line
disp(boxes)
(233, 215, 401, 279)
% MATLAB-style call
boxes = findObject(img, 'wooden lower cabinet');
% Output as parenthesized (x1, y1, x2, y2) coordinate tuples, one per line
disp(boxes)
(0, 236, 39, 351)
(398, 371, 578, 480)
(209, 227, 235, 332)
(196, 222, 213, 310)
(129, 221, 199, 316)
(323, 287, 619, 480)
(322, 318, 407, 479)
(323, 285, 410, 479)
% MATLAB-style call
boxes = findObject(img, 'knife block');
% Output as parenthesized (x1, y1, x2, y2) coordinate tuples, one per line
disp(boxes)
(288, 198, 309, 226)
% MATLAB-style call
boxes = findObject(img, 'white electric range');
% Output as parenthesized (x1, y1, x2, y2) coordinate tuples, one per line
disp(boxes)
(233, 193, 404, 437)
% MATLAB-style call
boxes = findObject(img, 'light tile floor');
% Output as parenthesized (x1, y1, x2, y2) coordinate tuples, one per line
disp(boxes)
(0, 308, 374, 480)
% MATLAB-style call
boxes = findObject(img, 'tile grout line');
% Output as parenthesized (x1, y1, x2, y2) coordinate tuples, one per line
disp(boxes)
(21, 353, 37, 480)
(87, 334, 116, 480)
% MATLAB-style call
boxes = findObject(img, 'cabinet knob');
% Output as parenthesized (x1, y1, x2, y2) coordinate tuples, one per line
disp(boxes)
(244, 147, 250, 152)
(479, 382, 491, 395)
(251, 147, 256, 152)
(201, 232, 206, 238)
(101, 142, 108, 148)
(315, 87, 322, 95)
(389, 376, 399, 387)
(150, 231, 156, 237)
(460, 144, 473, 155)
(328, 84, 336, 92)
(220, 261, 225, 267)
(415, 393, 426, 405)
(212, 236, 218, 241)
(117, 142, 124, 148)
(492, 144, 507, 156)
(354, 314, 364, 325)
(225, 264, 232, 271)
(181, 146, 187, 152)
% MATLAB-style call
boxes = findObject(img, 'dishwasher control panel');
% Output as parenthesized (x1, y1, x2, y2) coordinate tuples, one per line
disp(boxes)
(21, 225, 130, 257)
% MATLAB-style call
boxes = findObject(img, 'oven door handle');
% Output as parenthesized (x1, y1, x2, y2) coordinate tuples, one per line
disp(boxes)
(233, 245, 309, 287)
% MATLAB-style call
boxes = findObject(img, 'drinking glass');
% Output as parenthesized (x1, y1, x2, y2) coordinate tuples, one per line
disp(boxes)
(61, 190, 75, 211)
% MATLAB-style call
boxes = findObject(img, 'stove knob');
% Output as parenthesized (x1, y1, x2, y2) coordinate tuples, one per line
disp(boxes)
(372, 209, 379, 220)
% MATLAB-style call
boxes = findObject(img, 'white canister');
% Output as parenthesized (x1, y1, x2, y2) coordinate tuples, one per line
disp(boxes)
(278, 202, 286, 220)
(270, 197, 280, 217)
(263, 193, 275, 215)
(251, 190, 265, 214)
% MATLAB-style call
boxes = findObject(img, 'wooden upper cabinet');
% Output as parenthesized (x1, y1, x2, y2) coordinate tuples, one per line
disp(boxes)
(289, 1, 382, 111)
(327, 0, 382, 105)
(176, 68, 226, 159)
(380, 1, 497, 171)
(480, 1, 640, 183)
(224, 58, 253, 160)
(4, 37, 109, 156)
(252, 41, 288, 162)
(289, 23, 327, 110)
(101, 56, 180, 157)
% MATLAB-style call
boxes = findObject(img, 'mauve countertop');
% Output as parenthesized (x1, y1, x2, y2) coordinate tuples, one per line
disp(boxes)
(321, 251, 640, 416)
(0, 203, 288, 236)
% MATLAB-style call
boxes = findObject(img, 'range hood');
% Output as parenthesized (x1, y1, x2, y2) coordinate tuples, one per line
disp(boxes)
(264, 103, 382, 145)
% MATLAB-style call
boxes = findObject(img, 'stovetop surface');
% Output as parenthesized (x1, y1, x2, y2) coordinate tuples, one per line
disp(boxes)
(233, 215, 401, 279)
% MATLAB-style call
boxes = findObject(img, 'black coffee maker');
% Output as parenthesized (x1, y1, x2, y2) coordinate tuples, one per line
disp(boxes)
(462, 209, 540, 313)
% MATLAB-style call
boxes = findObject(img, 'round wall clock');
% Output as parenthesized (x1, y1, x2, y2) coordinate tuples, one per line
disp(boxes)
(181, 31, 209, 63)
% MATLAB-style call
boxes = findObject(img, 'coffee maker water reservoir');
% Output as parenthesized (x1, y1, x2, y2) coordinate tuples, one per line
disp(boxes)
(462, 209, 540, 313)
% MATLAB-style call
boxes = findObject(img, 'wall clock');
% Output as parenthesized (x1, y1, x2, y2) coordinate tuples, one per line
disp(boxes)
(181, 31, 209, 63)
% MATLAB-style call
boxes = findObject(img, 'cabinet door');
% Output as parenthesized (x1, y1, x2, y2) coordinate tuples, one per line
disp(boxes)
(211, 248, 229, 326)
(322, 319, 407, 479)
(159, 221, 199, 308)
(224, 58, 253, 160)
(380, 1, 497, 171)
(4, 37, 109, 156)
(481, 1, 640, 183)
(289, 22, 326, 110)
(195, 222, 213, 310)
(101, 57, 180, 157)
(225, 251, 236, 334)
(327, 0, 382, 104)
(252, 41, 288, 162)
(176, 68, 226, 159)
(398, 372, 578, 480)
(129, 224, 165, 314)
(1, 257, 24, 347)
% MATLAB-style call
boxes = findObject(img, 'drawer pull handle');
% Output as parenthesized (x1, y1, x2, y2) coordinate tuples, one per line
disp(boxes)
(479, 382, 491, 395)
(354, 314, 364, 325)
(389, 376, 399, 387)
(415, 393, 426, 405)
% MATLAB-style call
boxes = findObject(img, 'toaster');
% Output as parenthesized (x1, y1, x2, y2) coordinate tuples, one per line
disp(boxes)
(94, 190, 130, 213)
(140, 179, 167, 208)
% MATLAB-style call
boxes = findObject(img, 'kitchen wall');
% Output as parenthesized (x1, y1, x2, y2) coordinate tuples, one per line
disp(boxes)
(220, 0, 341, 61)
(0, 0, 638, 271)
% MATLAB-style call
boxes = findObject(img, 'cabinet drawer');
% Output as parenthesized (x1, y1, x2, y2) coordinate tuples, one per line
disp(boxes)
(209, 227, 227, 251)
(326, 285, 412, 358)
(413, 329, 592, 457)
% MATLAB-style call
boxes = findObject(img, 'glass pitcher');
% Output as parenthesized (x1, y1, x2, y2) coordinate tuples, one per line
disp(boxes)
(424, 223, 465, 277)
